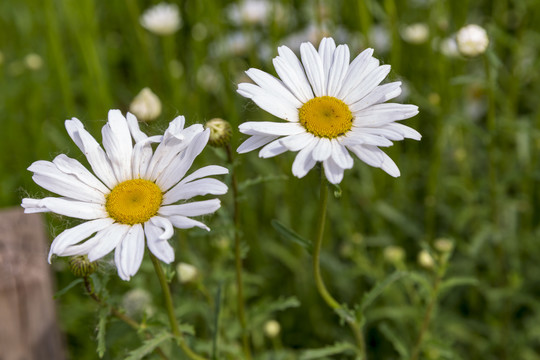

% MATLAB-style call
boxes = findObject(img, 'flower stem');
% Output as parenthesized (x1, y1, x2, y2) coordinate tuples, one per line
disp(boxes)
(225, 144, 252, 360)
(313, 172, 367, 359)
(149, 253, 207, 360)
(82, 276, 168, 360)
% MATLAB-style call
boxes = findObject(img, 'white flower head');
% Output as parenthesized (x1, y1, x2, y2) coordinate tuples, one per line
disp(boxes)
(236, 37, 421, 184)
(456, 24, 489, 57)
(140, 2, 182, 36)
(22, 110, 228, 281)
(227, 0, 273, 26)
(439, 37, 460, 58)
(129, 87, 162, 122)
(177, 262, 198, 283)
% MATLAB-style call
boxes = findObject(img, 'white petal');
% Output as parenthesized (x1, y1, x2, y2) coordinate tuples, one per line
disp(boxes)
(300, 41, 326, 96)
(343, 65, 391, 105)
(291, 139, 317, 178)
(237, 135, 277, 154)
(48, 218, 115, 262)
(126, 112, 148, 143)
(149, 216, 175, 240)
(318, 37, 337, 81)
(349, 81, 402, 113)
(179, 165, 229, 184)
(28, 160, 104, 203)
(166, 215, 210, 231)
(337, 48, 375, 99)
(163, 178, 228, 204)
(245, 68, 303, 108)
(65, 118, 118, 188)
(347, 144, 385, 167)
(87, 223, 131, 262)
(274, 46, 314, 102)
(131, 136, 162, 179)
(259, 139, 289, 158)
(327, 45, 350, 97)
(156, 129, 210, 191)
(145, 221, 174, 263)
(114, 224, 145, 280)
(158, 199, 221, 217)
(22, 197, 108, 219)
(238, 83, 300, 122)
(101, 110, 133, 182)
(239, 121, 304, 136)
(331, 140, 354, 169)
(279, 132, 316, 152)
(342, 130, 394, 147)
(380, 152, 401, 177)
(354, 103, 419, 127)
(53, 154, 109, 194)
(323, 157, 344, 184)
(312, 137, 332, 161)
(384, 123, 422, 140)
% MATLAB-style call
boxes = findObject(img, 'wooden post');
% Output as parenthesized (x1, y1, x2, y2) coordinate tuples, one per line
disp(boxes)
(0, 207, 66, 360)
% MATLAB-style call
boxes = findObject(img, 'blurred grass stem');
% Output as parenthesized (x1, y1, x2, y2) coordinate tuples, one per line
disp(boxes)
(313, 170, 366, 359)
(150, 252, 207, 360)
(226, 144, 252, 360)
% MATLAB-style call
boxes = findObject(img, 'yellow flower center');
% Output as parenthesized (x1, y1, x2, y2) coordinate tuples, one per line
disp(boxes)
(105, 179, 163, 225)
(299, 96, 353, 138)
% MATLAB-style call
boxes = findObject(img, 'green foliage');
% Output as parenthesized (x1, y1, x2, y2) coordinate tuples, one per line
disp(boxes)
(124, 332, 173, 360)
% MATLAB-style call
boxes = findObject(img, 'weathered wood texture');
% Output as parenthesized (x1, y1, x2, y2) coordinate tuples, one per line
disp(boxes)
(0, 207, 65, 360)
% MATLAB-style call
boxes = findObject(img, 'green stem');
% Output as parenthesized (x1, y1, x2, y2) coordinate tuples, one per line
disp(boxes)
(313, 171, 367, 359)
(226, 144, 252, 360)
(149, 253, 208, 360)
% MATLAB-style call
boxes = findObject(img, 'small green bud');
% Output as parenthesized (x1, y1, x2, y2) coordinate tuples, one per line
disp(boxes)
(69, 255, 98, 277)
(205, 118, 232, 147)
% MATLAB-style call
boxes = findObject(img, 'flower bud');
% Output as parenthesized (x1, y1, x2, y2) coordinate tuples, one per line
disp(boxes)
(205, 118, 232, 147)
(122, 289, 152, 318)
(69, 255, 98, 277)
(401, 23, 429, 44)
(384, 246, 405, 264)
(456, 24, 489, 57)
(434, 238, 454, 253)
(264, 319, 281, 338)
(140, 2, 182, 36)
(177, 262, 198, 283)
(418, 250, 435, 269)
(129, 87, 162, 122)
(24, 53, 43, 70)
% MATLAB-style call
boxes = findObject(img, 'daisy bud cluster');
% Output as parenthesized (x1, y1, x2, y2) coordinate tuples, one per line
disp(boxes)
(205, 118, 233, 147)
(69, 255, 98, 277)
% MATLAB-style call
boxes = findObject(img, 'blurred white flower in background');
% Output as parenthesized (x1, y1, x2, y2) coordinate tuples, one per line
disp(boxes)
(456, 24, 489, 57)
(177, 262, 199, 283)
(439, 37, 460, 58)
(24, 53, 43, 70)
(122, 289, 153, 318)
(140, 2, 182, 36)
(264, 319, 281, 338)
(418, 250, 435, 269)
(368, 25, 391, 54)
(129, 87, 162, 122)
(211, 32, 253, 58)
(227, 0, 274, 26)
(401, 23, 430, 44)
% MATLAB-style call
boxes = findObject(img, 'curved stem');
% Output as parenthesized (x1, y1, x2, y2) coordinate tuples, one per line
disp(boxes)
(83, 277, 168, 360)
(226, 144, 252, 360)
(313, 172, 367, 359)
(149, 253, 208, 360)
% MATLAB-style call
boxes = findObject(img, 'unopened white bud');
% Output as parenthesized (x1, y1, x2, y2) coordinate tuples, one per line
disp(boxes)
(434, 238, 454, 253)
(418, 250, 435, 269)
(24, 53, 43, 70)
(140, 2, 182, 36)
(401, 23, 429, 44)
(384, 246, 405, 264)
(456, 24, 489, 57)
(264, 320, 281, 338)
(177, 262, 198, 283)
(129, 87, 162, 122)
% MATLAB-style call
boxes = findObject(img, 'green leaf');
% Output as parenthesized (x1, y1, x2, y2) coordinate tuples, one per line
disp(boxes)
(439, 276, 479, 296)
(96, 307, 108, 358)
(374, 202, 422, 238)
(378, 322, 409, 359)
(238, 174, 288, 191)
(124, 332, 173, 360)
(271, 219, 312, 253)
(299, 342, 356, 360)
(361, 271, 407, 312)
(53, 278, 83, 299)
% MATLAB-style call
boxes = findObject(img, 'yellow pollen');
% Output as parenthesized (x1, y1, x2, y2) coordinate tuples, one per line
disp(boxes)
(299, 96, 353, 138)
(105, 179, 163, 225)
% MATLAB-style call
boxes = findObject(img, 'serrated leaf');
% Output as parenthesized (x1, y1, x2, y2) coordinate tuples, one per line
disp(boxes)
(299, 342, 356, 360)
(53, 278, 83, 299)
(439, 276, 479, 296)
(271, 219, 312, 253)
(124, 332, 173, 360)
(96, 307, 108, 358)
(361, 271, 407, 312)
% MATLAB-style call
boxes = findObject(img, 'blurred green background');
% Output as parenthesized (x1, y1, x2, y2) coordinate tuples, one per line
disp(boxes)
(2, 0, 540, 359)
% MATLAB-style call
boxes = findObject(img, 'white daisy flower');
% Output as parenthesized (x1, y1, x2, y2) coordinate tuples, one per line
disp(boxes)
(22, 110, 228, 281)
(140, 2, 182, 36)
(236, 37, 421, 184)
